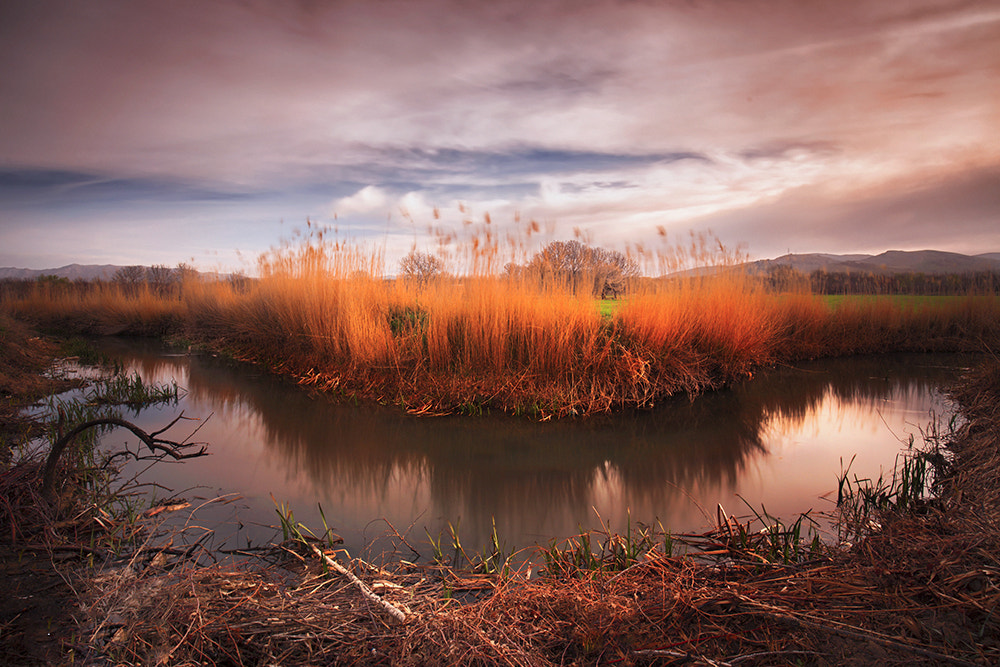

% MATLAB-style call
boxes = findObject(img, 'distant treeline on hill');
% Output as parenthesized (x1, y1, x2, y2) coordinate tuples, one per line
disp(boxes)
(0, 264, 250, 299)
(4, 259, 1000, 298)
(764, 265, 1000, 295)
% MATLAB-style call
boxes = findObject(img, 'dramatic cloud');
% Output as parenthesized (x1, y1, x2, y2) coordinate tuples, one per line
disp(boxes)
(1, 0, 998, 269)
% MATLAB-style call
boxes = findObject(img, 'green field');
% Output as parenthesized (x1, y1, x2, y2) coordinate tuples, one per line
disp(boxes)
(604, 293, 998, 316)
(819, 294, 992, 309)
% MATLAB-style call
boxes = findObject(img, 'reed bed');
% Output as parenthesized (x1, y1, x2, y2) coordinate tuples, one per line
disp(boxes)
(1, 280, 186, 337)
(3, 230, 1000, 417)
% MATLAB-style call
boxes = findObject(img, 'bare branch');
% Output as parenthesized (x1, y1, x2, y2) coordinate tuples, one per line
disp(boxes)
(42, 415, 209, 501)
(398, 250, 444, 285)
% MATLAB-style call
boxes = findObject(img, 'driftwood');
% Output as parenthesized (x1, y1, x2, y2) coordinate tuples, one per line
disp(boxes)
(42, 414, 208, 501)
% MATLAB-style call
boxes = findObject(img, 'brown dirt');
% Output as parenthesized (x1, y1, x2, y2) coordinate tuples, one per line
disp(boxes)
(0, 540, 80, 666)
(0, 314, 85, 665)
(0, 314, 79, 450)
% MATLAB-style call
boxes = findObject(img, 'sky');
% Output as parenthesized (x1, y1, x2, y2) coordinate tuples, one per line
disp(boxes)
(1, 0, 999, 274)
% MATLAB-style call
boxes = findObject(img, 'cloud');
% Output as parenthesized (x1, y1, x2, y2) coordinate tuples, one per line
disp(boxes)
(4, 1, 997, 180)
(335, 147, 705, 190)
(330, 185, 390, 216)
(0, 168, 265, 210)
(696, 164, 1000, 258)
(1, 0, 999, 268)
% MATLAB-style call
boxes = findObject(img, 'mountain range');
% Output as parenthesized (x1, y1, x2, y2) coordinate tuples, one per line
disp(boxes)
(0, 264, 123, 281)
(746, 250, 1000, 276)
(0, 264, 223, 281)
(3, 250, 1000, 282)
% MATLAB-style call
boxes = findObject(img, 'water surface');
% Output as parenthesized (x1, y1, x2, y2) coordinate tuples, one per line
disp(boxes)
(81, 340, 968, 560)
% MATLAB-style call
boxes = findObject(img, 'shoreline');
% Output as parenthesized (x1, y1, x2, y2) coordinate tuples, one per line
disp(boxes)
(1, 317, 999, 664)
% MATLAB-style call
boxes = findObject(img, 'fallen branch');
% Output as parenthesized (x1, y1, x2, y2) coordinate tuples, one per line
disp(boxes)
(310, 544, 411, 624)
(42, 414, 208, 501)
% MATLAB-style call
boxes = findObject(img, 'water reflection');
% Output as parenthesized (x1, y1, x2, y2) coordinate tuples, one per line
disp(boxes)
(95, 339, 967, 558)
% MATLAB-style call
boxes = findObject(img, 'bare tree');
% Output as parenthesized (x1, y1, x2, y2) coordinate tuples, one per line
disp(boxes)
(525, 240, 638, 297)
(146, 264, 176, 291)
(399, 250, 444, 286)
(112, 265, 146, 293)
(174, 262, 200, 288)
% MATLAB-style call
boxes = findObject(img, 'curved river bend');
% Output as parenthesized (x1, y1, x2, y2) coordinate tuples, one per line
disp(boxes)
(78, 341, 970, 561)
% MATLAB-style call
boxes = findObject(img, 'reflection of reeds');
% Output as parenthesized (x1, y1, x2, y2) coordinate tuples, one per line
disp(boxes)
(4, 227, 999, 416)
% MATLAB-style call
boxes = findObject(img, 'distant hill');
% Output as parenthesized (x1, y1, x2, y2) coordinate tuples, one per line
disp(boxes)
(749, 250, 1000, 276)
(0, 264, 228, 281)
(0, 264, 122, 281)
(5, 250, 1000, 283)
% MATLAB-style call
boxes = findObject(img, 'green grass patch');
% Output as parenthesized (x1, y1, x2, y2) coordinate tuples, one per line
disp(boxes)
(597, 299, 623, 317)
(820, 294, 977, 310)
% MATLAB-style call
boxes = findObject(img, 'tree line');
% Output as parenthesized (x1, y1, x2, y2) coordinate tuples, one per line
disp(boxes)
(110, 264, 200, 294)
(0, 263, 238, 299)
(399, 240, 640, 298)
(765, 265, 1000, 295)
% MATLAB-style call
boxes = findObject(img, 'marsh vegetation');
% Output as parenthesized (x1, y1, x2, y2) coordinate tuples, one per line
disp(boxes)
(3, 225, 998, 417)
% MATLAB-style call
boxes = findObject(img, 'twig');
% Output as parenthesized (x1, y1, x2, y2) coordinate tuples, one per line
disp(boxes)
(378, 516, 423, 559)
(632, 648, 731, 666)
(726, 650, 821, 665)
(310, 545, 411, 624)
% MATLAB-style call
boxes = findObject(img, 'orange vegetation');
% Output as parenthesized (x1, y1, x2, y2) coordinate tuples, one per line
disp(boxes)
(3, 230, 999, 417)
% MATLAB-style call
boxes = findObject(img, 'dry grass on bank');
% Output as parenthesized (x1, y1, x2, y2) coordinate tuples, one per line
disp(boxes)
(0, 313, 84, 455)
(1, 281, 186, 338)
(3, 233, 1000, 417)
(0, 313, 62, 399)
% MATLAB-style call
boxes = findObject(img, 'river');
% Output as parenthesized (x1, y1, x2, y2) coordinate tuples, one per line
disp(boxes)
(57, 340, 971, 563)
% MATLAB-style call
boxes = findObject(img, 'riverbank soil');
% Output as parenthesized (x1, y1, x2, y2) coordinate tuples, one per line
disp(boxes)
(0, 316, 75, 449)
(0, 316, 83, 665)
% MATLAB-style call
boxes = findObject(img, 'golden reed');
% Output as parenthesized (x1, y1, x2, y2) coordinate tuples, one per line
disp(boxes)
(3, 224, 998, 416)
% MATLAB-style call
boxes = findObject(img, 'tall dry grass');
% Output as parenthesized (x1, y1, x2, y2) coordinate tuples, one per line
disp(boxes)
(3, 227, 999, 416)
(0, 280, 185, 337)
